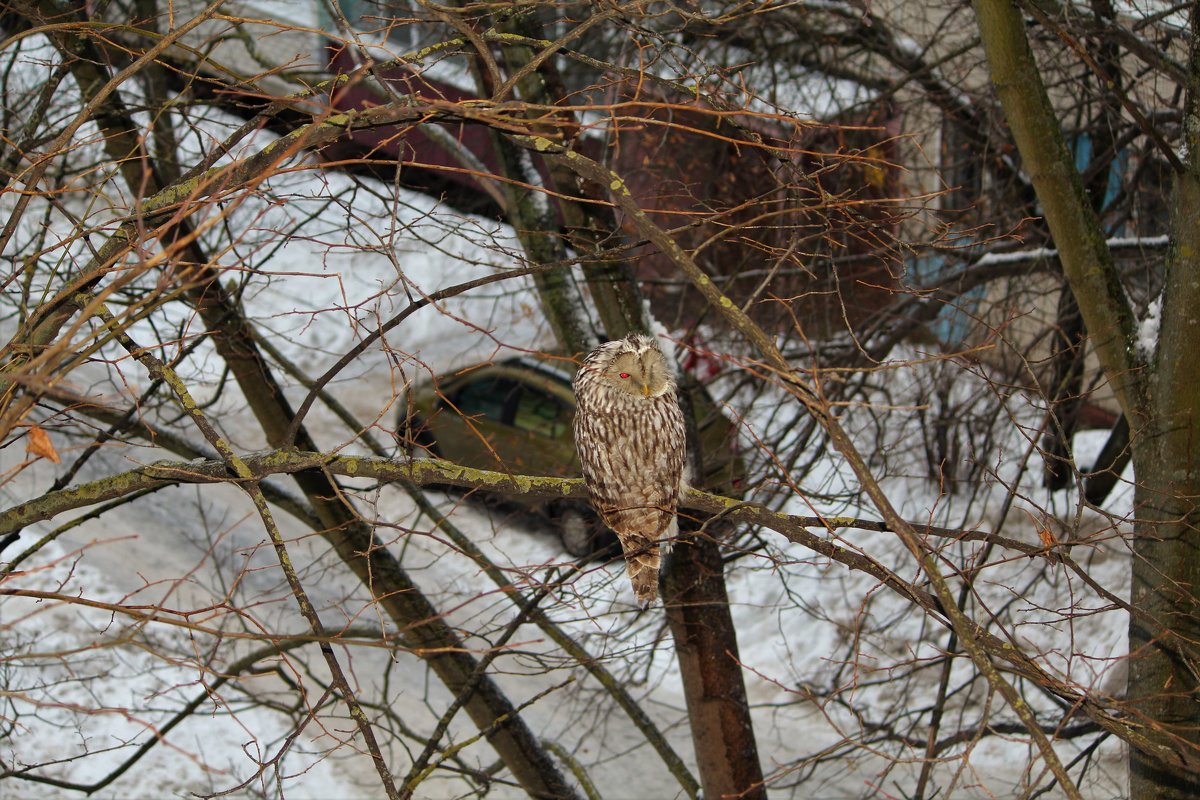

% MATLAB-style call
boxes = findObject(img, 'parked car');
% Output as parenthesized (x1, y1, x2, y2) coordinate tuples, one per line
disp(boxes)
(399, 355, 745, 556)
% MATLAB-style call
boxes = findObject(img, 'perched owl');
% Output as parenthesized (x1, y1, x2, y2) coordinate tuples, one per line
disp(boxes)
(573, 333, 687, 606)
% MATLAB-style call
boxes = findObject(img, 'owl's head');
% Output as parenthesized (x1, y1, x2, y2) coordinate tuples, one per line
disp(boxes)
(594, 334, 675, 399)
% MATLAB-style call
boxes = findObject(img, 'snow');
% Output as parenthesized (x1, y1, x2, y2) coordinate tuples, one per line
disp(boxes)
(973, 235, 1171, 268)
(6, 217, 1132, 796)
(0, 52, 1136, 800)
(5, 302, 1131, 792)
(0, 536, 363, 799)
(0, 109, 564, 798)
(1138, 292, 1162, 360)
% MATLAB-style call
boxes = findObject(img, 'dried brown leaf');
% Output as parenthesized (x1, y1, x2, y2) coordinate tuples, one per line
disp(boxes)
(27, 424, 61, 464)
(1037, 526, 1058, 549)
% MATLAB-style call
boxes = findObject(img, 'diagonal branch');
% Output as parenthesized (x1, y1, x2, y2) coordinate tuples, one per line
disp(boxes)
(973, 0, 1144, 424)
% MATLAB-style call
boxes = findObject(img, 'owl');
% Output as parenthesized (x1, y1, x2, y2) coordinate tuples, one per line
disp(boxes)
(573, 333, 687, 606)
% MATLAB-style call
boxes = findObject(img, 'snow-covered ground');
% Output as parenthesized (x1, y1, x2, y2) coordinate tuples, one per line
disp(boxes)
(0, 45, 1137, 800)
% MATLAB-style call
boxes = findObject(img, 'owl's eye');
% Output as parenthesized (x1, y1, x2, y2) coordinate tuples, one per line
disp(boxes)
(618, 372, 631, 379)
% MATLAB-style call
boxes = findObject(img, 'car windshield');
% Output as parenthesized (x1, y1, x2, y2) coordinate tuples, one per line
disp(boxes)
(454, 376, 521, 422)
(512, 388, 570, 438)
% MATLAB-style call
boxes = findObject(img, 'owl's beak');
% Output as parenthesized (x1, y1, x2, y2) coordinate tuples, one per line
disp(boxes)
(641, 382, 651, 397)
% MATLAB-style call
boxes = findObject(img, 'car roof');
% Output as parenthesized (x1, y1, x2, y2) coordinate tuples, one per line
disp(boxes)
(503, 355, 576, 386)
(435, 356, 575, 403)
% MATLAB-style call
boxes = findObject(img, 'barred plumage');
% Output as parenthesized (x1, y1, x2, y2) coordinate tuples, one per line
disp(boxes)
(573, 333, 687, 606)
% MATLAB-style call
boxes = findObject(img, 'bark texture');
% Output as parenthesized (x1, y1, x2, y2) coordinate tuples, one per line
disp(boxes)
(661, 533, 766, 800)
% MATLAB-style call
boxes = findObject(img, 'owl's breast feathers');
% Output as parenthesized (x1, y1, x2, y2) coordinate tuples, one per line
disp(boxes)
(574, 373, 686, 521)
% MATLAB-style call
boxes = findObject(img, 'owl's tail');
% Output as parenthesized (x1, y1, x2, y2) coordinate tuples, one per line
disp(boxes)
(624, 545, 661, 607)
(599, 506, 675, 606)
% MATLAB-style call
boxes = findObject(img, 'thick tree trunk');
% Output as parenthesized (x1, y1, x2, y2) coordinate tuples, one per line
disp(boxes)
(1128, 166, 1200, 799)
(1128, 476, 1200, 797)
(662, 532, 766, 800)
(1127, 15, 1200, 796)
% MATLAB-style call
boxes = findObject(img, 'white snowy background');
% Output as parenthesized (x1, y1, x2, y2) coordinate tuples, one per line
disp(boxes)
(0, 9, 1139, 800)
